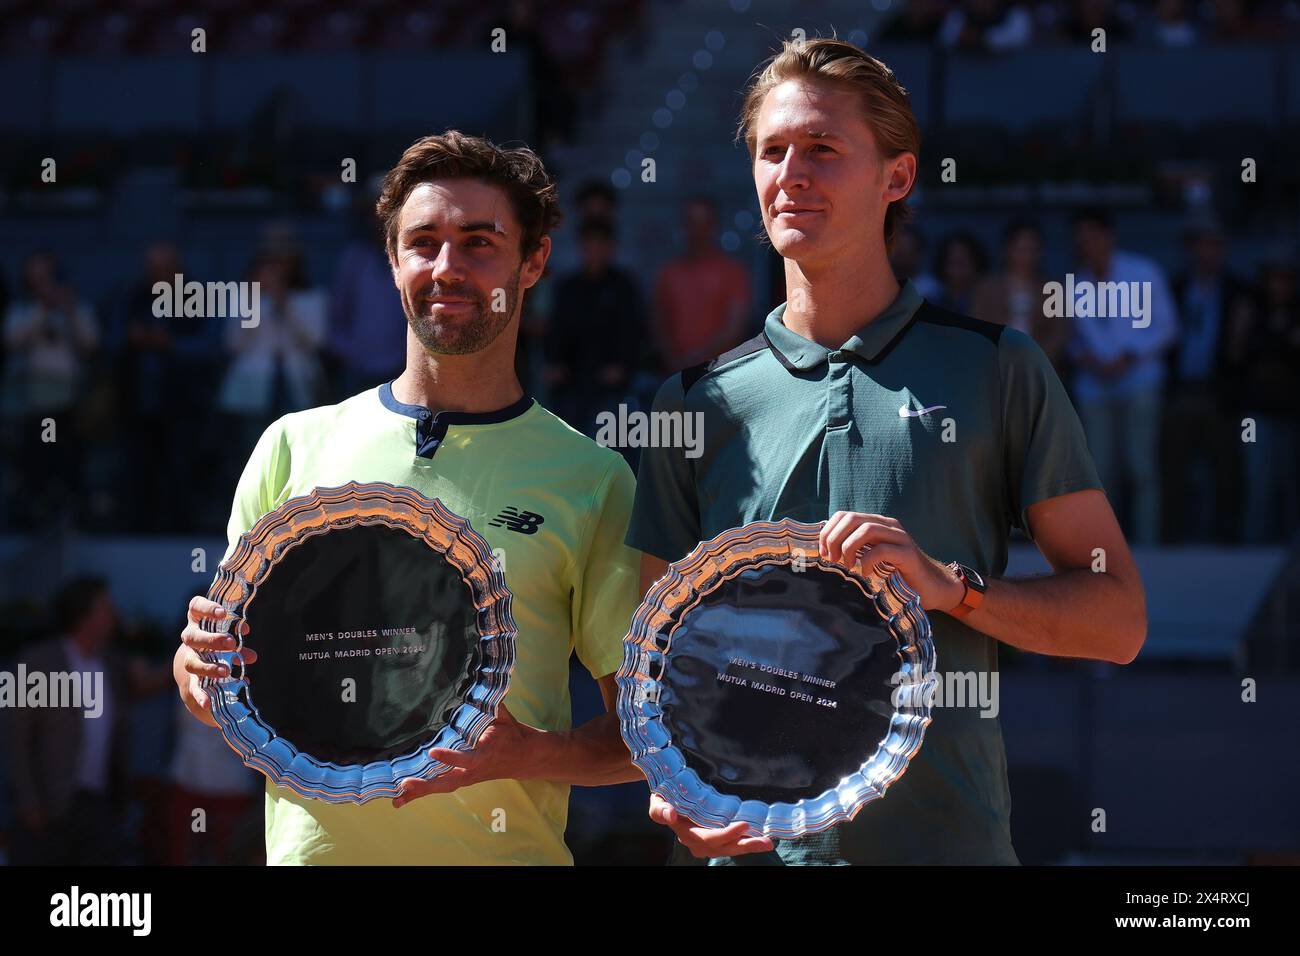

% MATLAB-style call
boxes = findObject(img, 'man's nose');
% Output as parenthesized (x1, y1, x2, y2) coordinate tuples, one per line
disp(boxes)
(775, 146, 811, 194)
(428, 242, 468, 283)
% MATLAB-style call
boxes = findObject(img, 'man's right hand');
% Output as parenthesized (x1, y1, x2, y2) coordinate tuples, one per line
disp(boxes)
(647, 793, 775, 859)
(175, 596, 257, 728)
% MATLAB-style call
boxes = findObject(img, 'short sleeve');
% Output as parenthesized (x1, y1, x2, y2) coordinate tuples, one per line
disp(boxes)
(624, 374, 702, 563)
(999, 328, 1103, 536)
(572, 455, 641, 680)
(219, 418, 291, 565)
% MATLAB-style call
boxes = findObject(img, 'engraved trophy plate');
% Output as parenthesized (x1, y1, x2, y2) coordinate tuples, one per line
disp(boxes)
(201, 481, 515, 804)
(616, 519, 936, 839)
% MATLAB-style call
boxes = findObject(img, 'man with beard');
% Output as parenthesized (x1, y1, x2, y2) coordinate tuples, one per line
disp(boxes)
(171, 131, 645, 864)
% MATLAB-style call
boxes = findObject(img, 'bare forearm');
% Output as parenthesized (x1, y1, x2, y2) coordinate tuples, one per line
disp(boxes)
(960, 569, 1145, 664)
(523, 710, 644, 787)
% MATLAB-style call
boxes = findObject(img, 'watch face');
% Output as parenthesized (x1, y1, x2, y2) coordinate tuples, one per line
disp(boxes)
(961, 564, 987, 592)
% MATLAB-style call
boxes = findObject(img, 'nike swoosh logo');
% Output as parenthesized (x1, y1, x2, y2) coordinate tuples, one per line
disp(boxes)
(898, 404, 946, 418)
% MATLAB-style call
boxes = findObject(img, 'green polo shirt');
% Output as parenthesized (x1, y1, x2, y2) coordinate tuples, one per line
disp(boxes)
(626, 279, 1101, 865)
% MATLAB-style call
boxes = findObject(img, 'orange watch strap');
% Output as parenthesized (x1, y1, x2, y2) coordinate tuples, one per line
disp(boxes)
(950, 583, 983, 618)
(949, 567, 984, 619)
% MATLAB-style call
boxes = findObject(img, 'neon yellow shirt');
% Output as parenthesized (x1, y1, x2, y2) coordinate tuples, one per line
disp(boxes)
(218, 382, 639, 864)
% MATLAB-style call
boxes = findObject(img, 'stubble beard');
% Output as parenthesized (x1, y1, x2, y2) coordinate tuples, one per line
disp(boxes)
(405, 267, 521, 356)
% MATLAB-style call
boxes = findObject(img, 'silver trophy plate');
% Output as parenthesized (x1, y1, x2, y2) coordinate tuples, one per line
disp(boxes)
(616, 518, 936, 839)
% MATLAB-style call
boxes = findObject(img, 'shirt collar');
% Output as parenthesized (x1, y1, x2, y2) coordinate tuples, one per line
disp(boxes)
(763, 279, 925, 371)
(378, 381, 534, 425)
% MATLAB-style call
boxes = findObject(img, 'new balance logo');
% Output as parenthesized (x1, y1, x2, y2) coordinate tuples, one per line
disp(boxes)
(489, 507, 545, 535)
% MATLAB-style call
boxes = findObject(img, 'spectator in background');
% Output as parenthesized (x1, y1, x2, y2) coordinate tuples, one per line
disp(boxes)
(544, 179, 623, 280)
(528, 184, 624, 398)
(653, 196, 752, 372)
(973, 219, 1069, 372)
(934, 230, 988, 315)
(890, 223, 943, 301)
(116, 617, 180, 865)
(167, 695, 262, 865)
(217, 240, 328, 463)
(544, 217, 648, 438)
(2, 252, 98, 420)
(5, 577, 131, 865)
(328, 193, 407, 402)
(112, 241, 220, 533)
(574, 179, 619, 224)
(0, 252, 98, 529)
(1068, 207, 1178, 545)
(1231, 253, 1300, 544)
(940, 1, 1035, 50)
(1163, 219, 1250, 543)
(522, 184, 625, 402)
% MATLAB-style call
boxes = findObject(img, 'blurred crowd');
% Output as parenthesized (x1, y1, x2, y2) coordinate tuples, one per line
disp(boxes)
(0, 575, 265, 865)
(882, 0, 1300, 47)
(893, 209, 1300, 546)
(1, 0, 644, 61)
(2, 0, 649, 169)
(0, 179, 754, 532)
(7, 0, 1297, 56)
(2, 194, 1298, 547)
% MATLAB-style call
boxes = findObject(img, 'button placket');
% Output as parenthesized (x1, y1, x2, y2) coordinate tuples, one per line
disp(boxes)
(825, 354, 854, 511)
(826, 352, 852, 429)
(415, 411, 449, 459)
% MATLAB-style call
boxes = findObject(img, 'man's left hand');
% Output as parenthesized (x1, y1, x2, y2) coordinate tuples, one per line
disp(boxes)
(819, 512, 964, 613)
(393, 703, 541, 807)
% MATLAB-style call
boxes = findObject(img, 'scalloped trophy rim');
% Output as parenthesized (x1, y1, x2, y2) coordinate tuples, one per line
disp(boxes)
(201, 480, 516, 805)
(615, 517, 937, 840)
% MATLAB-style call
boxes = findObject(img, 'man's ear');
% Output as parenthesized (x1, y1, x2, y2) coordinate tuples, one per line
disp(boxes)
(883, 151, 917, 204)
(521, 235, 551, 290)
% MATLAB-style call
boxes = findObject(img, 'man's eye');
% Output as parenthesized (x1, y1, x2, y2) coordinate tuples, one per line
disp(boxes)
(762, 145, 784, 157)
(812, 144, 834, 153)
(467, 237, 491, 248)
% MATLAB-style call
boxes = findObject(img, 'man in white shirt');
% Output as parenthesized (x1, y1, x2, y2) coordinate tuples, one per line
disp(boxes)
(1068, 206, 1179, 545)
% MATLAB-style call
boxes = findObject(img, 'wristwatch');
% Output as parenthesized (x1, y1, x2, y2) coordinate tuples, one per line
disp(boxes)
(947, 562, 987, 619)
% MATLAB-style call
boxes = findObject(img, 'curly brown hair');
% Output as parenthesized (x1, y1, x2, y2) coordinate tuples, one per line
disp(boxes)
(375, 130, 563, 262)
(737, 37, 921, 252)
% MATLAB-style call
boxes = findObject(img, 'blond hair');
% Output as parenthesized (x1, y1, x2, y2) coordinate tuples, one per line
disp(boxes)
(738, 37, 921, 251)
